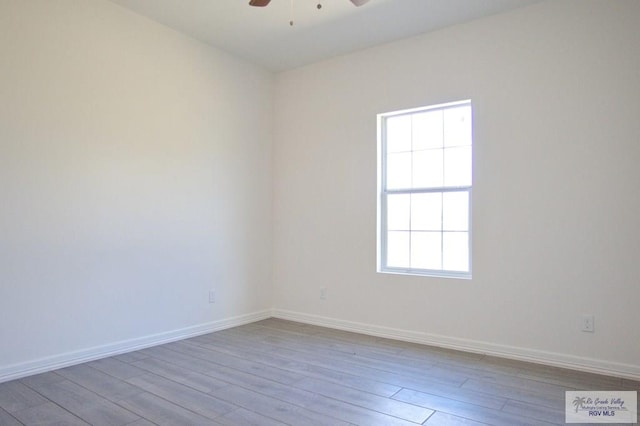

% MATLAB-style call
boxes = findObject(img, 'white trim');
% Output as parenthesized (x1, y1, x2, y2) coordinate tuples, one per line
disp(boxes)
(5, 308, 638, 383)
(380, 99, 471, 118)
(272, 309, 640, 381)
(0, 310, 271, 383)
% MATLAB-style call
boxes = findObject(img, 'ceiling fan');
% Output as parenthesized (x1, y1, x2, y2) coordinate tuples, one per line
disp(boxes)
(249, 0, 370, 7)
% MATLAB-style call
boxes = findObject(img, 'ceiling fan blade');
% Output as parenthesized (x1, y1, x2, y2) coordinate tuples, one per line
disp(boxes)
(349, 0, 370, 6)
(249, 0, 271, 6)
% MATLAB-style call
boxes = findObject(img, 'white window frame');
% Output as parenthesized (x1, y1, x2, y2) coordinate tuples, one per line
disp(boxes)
(377, 100, 472, 279)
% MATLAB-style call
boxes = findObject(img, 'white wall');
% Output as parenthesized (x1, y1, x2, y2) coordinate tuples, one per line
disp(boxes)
(273, 0, 640, 378)
(0, 0, 273, 378)
(2, 0, 638, 383)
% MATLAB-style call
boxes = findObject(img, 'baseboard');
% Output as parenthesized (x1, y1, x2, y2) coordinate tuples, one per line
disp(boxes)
(272, 309, 640, 381)
(0, 309, 271, 383)
(4, 308, 638, 383)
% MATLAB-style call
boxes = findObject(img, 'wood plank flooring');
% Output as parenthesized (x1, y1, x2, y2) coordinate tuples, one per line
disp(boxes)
(1, 318, 638, 425)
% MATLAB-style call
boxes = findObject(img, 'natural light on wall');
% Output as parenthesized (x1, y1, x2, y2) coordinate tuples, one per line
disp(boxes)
(377, 100, 472, 279)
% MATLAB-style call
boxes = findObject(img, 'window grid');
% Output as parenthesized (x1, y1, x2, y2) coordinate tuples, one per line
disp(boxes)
(378, 100, 472, 279)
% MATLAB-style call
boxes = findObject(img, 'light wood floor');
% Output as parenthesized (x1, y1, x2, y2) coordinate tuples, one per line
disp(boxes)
(1, 318, 638, 425)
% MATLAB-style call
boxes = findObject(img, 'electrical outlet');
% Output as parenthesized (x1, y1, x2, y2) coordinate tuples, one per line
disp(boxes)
(582, 315, 594, 332)
(209, 290, 216, 304)
(320, 287, 327, 300)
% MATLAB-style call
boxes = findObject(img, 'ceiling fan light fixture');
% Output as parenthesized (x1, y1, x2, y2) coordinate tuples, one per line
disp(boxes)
(249, 0, 271, 6)
(249, 0, 369, 7)
(249, 0, 369, 26)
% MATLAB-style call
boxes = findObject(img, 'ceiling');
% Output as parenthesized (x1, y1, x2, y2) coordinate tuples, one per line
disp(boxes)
(107, 0, 543, 72)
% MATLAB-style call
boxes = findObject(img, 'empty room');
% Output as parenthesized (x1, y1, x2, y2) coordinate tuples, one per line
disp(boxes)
(1, 0, 638, 425)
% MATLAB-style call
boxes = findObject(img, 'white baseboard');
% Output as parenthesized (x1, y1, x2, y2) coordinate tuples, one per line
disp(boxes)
(272, 309, 640, 381)
(0, 310, 271, 383)
(4, 308, 638, 384)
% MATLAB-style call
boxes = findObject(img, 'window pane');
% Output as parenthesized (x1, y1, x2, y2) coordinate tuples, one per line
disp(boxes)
(443, 146, 472, 187)
(387, 152, 412, 189)
(411, 193, 442, 231)
(380, 101, 472, 277)
(443, 105, 472, 147)
(443, 191, 469, 231)
(386, 115, 412, 153)
(412, 110, 443, 150)
(387, 194, 410, 231)
(387, 231, 410, 268)
(443, 232, 469, 272)
(411, 232, 442, 270)
(412, 149, 443, 188)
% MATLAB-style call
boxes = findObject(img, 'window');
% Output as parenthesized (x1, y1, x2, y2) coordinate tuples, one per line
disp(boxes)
(377, 100, 472, 278)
